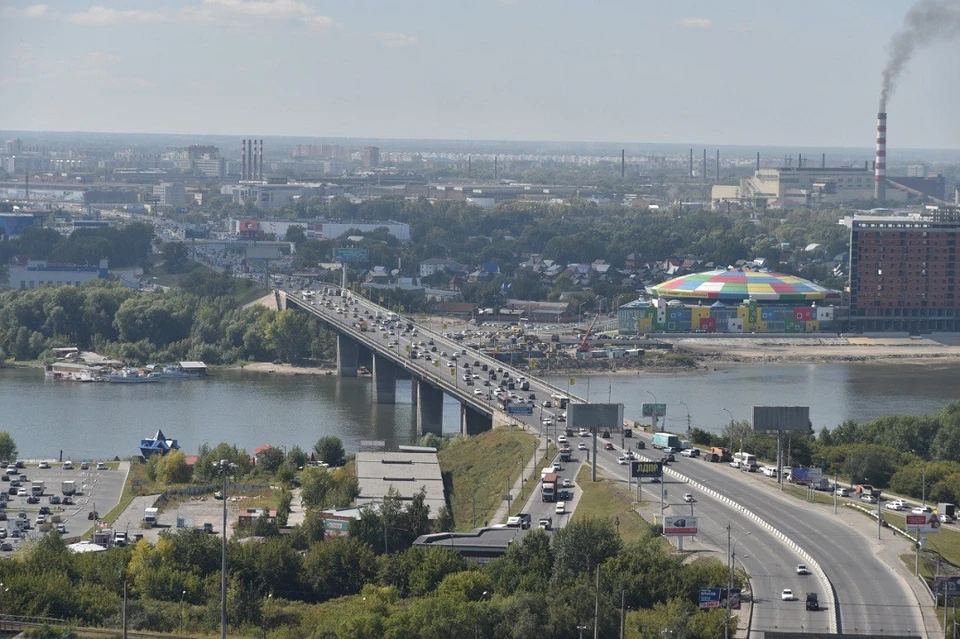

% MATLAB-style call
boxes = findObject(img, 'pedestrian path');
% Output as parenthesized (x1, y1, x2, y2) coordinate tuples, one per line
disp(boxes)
(489, 423, 553, 525)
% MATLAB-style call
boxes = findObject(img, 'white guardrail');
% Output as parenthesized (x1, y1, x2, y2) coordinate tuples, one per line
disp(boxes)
(650, 458, 840, 634)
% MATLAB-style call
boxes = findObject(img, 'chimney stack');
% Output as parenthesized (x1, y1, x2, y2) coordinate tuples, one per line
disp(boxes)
(875, 112, 887, 201)
(241, 140, 247, 180)
(259, 139, 264, 180)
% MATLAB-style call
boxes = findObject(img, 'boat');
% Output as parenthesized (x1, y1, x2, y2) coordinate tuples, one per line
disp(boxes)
(107, 368, 163, 384)
(145, 362, 207, 379)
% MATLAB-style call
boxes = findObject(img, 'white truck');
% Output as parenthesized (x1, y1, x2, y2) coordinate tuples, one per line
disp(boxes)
(144, 507, 159, 526)
(31, 480, 44, 496)
(62, 480, 76, 496)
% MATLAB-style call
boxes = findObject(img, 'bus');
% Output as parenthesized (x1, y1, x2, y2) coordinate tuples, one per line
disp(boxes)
(732, 451, 757, 470)
(551, 394, 570, 410)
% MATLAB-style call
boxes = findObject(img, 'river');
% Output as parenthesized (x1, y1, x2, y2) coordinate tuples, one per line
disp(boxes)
(2, 361, 958, 459)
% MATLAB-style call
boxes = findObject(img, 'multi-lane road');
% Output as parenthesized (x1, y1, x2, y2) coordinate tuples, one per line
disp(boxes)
(287, 286, 930, 637)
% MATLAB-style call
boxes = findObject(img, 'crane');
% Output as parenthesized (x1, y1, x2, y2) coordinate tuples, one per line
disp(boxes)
(577, 312, 601, 352)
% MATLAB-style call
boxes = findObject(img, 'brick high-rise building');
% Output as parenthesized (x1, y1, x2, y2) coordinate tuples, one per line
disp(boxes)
(847, 205, 960, 332)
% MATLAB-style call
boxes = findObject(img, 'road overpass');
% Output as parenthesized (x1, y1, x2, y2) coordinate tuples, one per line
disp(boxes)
(280, 287, 582, 439)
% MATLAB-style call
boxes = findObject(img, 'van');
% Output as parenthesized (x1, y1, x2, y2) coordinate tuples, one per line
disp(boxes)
(62, 461, 73, 470)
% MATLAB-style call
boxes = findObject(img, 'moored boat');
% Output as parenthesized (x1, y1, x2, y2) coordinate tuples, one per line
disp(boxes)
(107, 368, 162, 383)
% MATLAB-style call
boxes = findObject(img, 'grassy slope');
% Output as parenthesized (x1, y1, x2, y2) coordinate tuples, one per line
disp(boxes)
(438, 426, 538, 531)
(572, 463, 657, 546)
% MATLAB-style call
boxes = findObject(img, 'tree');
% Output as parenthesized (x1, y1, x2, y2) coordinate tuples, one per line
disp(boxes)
(163, 242, 190, 274)
(302, 537, 377, 601)
(266, 310, 310, 362)
(551, 517, 622, 583)
(255, 446, 284, 473)
(153, 450, 191, 484)
(314, 436, 346, 467)
(0, 431, 17, 461)
(285, 225, 307, 245)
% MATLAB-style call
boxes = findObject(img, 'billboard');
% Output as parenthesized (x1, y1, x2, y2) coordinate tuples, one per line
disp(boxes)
(753, 406, 810, 432)
(906, 513, 942, 534)
(699, 588, 740, 609)
(632, 461, 663, 479)
(789, 467, 823, 485)
(334, 248, 370, 262)
(567, 403, 624, 432)
(935, 576, 960, 596)
(507, 405, 534, 415)
(663, 516, 698, 536)
(642, 403, 667, 417)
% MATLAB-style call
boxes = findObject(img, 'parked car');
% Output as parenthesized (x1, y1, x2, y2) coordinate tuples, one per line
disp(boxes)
(38, 461, 49, 469)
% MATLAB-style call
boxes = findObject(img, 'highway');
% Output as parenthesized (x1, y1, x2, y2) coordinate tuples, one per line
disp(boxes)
(630, 431, 926, 637)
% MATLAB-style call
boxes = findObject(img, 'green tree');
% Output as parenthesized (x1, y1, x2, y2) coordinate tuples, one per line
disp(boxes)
(256, 446, 284, 473)
(551, 517, 622, 583)
(314, 435, 346, 467)
(0, 431, 18, 461)
(266, 309, 310, 362)
(162, 242, 190, 274)
(153, 450, 191, 484)
(285, 225, 307, 245)
(302, 537, 377, 601)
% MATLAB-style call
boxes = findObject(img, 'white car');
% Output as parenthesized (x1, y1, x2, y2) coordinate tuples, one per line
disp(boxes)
(474, 389, 484, 395)
(38, 461, 49, 469)
(796, 564, 811, 575)
(683, 493, 694, 503)
(557, 435, 568, 444)
(941, 514, 954, 524)
(562, 479, 572, 488)
(618, 456, 630, 465)
(861, 495, 878, 504)
(835, 488, 850, 497)
(578, 442, 587, 450)
(781, 589, 794, 601)
(912, 506, 933, 514)
(555, 502, 566, 515)
(885, 502, 905, 511)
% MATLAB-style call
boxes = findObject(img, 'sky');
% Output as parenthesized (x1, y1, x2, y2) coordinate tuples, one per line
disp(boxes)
(0, 0, 958, 149)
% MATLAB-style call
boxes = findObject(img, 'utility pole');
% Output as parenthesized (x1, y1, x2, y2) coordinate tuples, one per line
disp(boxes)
(725, 524, 731, 639)
(620, 590, 626, 639)
(594, 564, 601, 639)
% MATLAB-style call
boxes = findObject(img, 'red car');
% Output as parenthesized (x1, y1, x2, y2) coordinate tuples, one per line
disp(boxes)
(604, 443, 615, 450)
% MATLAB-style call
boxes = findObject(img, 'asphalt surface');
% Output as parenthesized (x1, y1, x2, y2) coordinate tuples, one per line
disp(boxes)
(630, 431, 926, 638)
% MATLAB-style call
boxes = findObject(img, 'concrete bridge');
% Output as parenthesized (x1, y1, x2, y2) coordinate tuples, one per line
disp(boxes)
(279, 287, 580, 438)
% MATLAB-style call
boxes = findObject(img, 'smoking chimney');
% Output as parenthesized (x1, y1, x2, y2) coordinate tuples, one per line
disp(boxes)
(875, 113, 887, 201)
(241, 139, 247, 181)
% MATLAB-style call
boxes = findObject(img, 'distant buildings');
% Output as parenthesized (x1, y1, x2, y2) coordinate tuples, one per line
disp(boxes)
(846, 205, 960, 332)
(419, 257, 460, 277)
(152, 182, 186, 207)
(230, 218, 411, 241)
(0, 212, 44, 238)
(363, 146, 380, 168)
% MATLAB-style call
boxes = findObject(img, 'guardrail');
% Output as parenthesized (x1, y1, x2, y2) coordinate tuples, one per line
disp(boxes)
(641, 455, 839, 634)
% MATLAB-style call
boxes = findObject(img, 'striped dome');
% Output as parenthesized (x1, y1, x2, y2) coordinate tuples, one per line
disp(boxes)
(647, 269, 839, 302)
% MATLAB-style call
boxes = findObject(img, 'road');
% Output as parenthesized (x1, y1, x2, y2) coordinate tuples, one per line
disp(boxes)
(630, 431, 926, 638)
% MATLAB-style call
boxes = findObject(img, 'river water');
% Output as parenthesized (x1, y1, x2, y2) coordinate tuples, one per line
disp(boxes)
(2, 361, 958, 459)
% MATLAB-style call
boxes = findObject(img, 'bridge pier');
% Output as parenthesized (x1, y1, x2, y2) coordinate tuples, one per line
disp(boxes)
(337, 334, 359, 377)
(371, 353, 397, 404)
(416, 378, 444, 437)
(460, 403, 491, 436)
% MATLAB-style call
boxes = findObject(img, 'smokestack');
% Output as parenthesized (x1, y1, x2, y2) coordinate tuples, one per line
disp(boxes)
(756, 152, 760, 172)
(621, 149, 625, 179)
(798, 153, 802, 169)
(468, 156, 471, 176)
(702, 149, 706, 183)
(242, 139, 246, 180)
(494, 156, 498, 180)
(875, 112, 887, 201)
(259, 139, 264, 180)
(689, 148, 693, 177)
(716, 149, 719, 181)
(822, 153, 826, 168)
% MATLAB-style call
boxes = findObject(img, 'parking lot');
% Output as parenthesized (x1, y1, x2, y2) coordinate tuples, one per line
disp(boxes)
(111, 493, 253, 544)
(1, 461, 129, 553)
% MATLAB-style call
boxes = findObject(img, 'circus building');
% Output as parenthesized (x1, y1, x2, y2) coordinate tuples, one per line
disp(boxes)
(619, 269, 841, 334)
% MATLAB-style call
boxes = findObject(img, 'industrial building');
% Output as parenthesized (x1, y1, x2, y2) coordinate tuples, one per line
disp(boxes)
(846, 205, 960, 332)
(5, 259, 109, 289)
(619, 269, 839, 333)
(231, 218, 411, 241)
(354, 447, 446, 517)
(152, 182, 186, 207)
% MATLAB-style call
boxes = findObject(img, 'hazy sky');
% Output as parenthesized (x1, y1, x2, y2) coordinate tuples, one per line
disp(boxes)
(1, 0, 958, 149)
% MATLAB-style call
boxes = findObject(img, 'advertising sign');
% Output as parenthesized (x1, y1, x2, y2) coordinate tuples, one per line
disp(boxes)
(631, 461, 663, 479)
(700, 588, 741, 610)
(663, 516, 698, 536)
(323, 519, 349, 533)
(699, 588, 722, 609)
(789, 467, 823, 485)
(906, 513, 942, 534)
(507, 405, 534, 415)
(641, 403, 667, 417)
(935, 576, 960, 596)
(753, 406, 810, 432)
(334, 248, 370, 262)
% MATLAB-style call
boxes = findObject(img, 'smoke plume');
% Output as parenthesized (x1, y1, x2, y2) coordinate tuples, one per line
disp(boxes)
(881, 0, 960, 110)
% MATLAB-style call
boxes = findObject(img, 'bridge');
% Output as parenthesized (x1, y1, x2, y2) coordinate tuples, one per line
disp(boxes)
(279, 287, 583, 438)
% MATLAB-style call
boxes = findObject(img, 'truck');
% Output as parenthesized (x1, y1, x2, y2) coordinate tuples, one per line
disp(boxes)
(144, 507, 159, 526)
(358, 320, 368, 332)
(805, 592, 819, 611)
(939, 503, 956, 521)
(31, 480, 44, 496)
(855, 483, 881, 497)
(710, 447, 731, 462)
(506, 513, 531, 529)
(559, 447, 572, 462)
(61, 480, 76, 496)
(652, 433, 681, 450)
(542, 473, 559, 502)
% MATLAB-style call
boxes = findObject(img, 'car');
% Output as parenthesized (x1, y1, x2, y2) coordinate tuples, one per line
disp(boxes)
(56, 523, 66, 534)
(557, 435, 567, 444)
(912, 506, 933, 514)
(861, 495, 878, 504)
(35, 515, 45, 525)
(835, 487, 850, 497)
(552, 462, 562, 472)
(8, 479, 18, 488)
(618, 456, 630, 465)
(474, 389, 484, 395)
(26, 496, 39, 504)
(542, 419, 553, 426)
(61, 497, 73, 506)
(0, 543, 12, 552)
(796, 564, 811, 575)
(604, 443, 615, 450)
(39, 506, 50, 515)
(781, 589, 794, 601)
(62, 461, 73, 470)
(528, 393, 537, 400)
(578, 442, 587, 450)
(0, 528, 5, 539)
(664, 453, 676, 462)
(886, 502, 905, 511)
(538, 517, 552, 530)
(555, 502, 566, 515)
(562, 479, 572, 488)
(805, 592, 820, 611)
(942, 514, 954, 524)
(38, 461, 49, 469)
(16, 489, 26, 497)
(683, 493, 695, 503)
(79, 462, 89, 470)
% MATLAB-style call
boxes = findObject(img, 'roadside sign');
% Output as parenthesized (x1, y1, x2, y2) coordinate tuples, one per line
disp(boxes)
(641, 403, 667, 417)
(631, 460, 663, 478)
(906, 513, 941, 534)
(334, 248, 369, 262)
(323, 519, 349, 532)
(935, 576, 960, 596)
(664, 516, 698, 536)
(699, 588, 722, 608)
(503, 494, 513, 502)
(507, 405, 534, 415)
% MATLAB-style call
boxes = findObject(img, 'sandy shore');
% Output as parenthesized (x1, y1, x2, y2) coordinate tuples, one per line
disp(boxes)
(225, 361, 338, 376)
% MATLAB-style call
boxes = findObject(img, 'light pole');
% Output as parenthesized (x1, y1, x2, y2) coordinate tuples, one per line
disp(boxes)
(578, 302, 587, 327)
(213, 459, 237, 639)
(726, 530, 753, 639)
(179, 589, 187, 639)
(475, 591, 489, 639)
(646, 390, 659, 432)
(678, 400, 691, 435)
(722, 408, 734, 453)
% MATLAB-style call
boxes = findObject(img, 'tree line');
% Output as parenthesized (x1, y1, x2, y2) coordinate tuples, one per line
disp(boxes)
(0, 278, 334, 365)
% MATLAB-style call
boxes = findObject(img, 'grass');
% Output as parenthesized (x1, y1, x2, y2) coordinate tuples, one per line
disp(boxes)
(571, 463, 657, 546)
(780, 483, 836, 506)
(438, 426, 538, 531)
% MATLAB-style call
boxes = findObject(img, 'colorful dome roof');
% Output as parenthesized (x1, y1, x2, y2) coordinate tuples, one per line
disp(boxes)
(647, 269, 839, 302)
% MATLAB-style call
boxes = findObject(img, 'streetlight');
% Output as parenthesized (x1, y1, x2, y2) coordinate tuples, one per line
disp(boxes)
(646, 390, 659, 432)
(726, 531, 752, 639)
(577, 624, 589, 639)
(678, 400, 691, 435)
(179, 589, 187, 639)
(578, 302, 587, 327)
(722, 408, 735, 453)
(475, 591, 489, 639)
(212, 459, 237, 639)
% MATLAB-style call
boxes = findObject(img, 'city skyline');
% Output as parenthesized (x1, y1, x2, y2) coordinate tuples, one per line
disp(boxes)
(1, 0, 959, 149)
